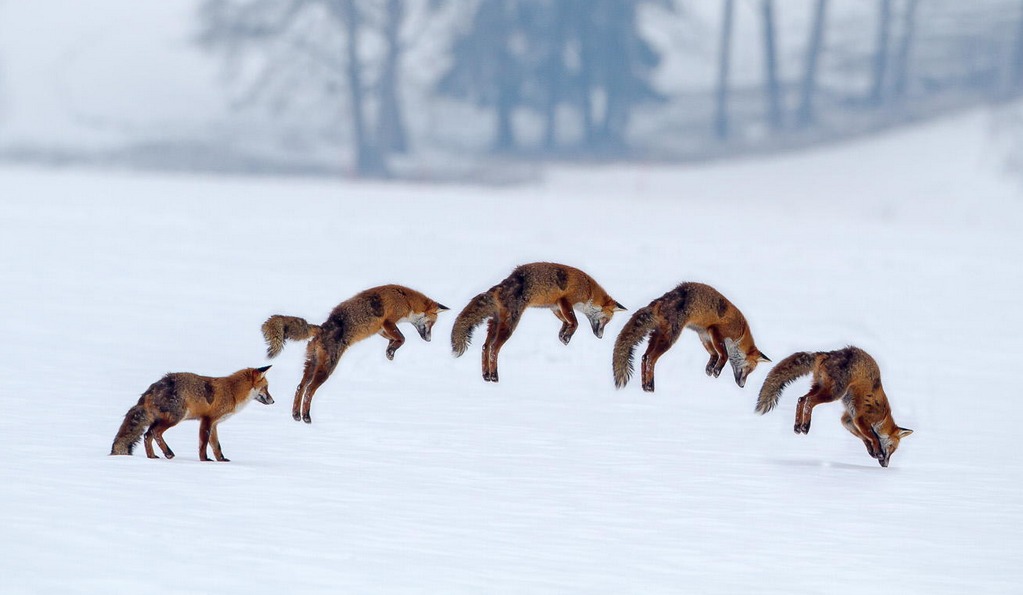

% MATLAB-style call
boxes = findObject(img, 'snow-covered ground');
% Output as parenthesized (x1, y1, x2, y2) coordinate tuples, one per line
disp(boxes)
(1, 111, 1022, 593)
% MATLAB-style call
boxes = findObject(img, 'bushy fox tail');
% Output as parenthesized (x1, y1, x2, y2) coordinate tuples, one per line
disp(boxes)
(110, 402, 153, 455)
(451, 291, 496, 357)
(612, 306, 656, 388)
(262, 315, 321, 359)
(755, 351, 816, 414)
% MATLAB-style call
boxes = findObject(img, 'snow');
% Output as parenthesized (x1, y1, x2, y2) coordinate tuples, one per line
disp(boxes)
(2, 110, 1022, 593)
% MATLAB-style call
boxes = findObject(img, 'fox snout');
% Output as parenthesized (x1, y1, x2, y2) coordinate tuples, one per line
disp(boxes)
(256, 390, 274, 405)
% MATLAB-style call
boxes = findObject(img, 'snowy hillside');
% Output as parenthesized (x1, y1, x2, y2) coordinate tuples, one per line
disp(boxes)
(1, 111, 1022, 593)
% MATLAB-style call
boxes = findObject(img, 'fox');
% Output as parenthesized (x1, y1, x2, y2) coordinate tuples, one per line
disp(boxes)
(110, 365, 274, 462)
(451, 262, 626, 382)
(613, 282, 770, 392)
(262, 284, 448, 423)
(755, 346, 913, 467)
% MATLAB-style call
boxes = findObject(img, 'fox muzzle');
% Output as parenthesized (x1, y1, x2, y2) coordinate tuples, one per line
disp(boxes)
(256, 390, 274, 405)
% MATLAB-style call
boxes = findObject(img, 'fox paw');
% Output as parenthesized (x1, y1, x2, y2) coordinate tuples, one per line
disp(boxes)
(302, 413, 312, 424)
(292, 412, 303, 422)
(642, 381, 655, 393)
(386, 349, 396, 361)
(559, 333, 572, 345)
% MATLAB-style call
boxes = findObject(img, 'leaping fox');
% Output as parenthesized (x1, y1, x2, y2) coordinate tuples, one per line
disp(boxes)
(756, 346, 913, 467)
(613, 282, 769, 392)
(262, 284, 448, 423)
(110, 366, 274, 462)
(451, 262, 625, 382)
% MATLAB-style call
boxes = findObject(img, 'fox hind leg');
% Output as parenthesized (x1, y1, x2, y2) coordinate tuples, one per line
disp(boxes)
(300, 351, 340, 423)
(150, 419, 177, 459)
(482, 318, 498, 382)
(487, 313, 521, 383)
(293, 344, 319, 421)
(641, 326, 681, 393)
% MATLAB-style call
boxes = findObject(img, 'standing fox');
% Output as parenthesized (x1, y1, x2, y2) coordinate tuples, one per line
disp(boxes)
(755, 346, 913, 467)
(613, 282, 770, 392)
(451, 262, 625, 382)
(262, 284, 448, 423)
(110, 366, 274, 462)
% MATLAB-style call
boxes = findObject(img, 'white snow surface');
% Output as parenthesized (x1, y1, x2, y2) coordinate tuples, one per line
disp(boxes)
(2, 112, 1022, 593)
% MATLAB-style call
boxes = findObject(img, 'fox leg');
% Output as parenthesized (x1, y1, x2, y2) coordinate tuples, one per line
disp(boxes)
(143, 422, 159, 459)
(482, 318, 498, 382)
(293, 344, 319, 421)
(841, 412, 880, 459)
(641, 326, 682, 392)
(487, 313, 521, 383)
(794, 384, 837, 434)
(380, 320, 405, 361)
(300, 354, 340, 423)
(198, 417, 213, 461)
(699, 331, 719, 377)
(209, 422, 229, 462)
(708, 326, 729, 378)
(149, 419, 177, 459)
(553, 298, 578, 345)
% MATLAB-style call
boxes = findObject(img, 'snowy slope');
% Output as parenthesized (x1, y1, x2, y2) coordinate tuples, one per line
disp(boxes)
(1, 111, 1022, 593)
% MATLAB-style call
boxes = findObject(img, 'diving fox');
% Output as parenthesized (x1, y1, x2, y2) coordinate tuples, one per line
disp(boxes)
(262, 284, 448, 423)
(756, 346, 913, 467)
(110, 366, 274, 462)
(451, 262, 625, 382)
(613, 282, 769, 392)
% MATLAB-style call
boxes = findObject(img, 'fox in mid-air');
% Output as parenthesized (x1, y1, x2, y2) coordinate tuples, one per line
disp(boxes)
(755, 346, 913, 467)
(110, 366, 274, 462)
(613, 282, 770, 392)
(262, 284, 448, 423)
(451, 262, 625, 382)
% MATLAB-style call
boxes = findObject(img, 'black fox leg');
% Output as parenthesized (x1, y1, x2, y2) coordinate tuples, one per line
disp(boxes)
(381, 320, 405, 361)
(198, 417, 213, 461)
(482, 318, 498, 381)
(554, 298, 578, 345)
(293, 348, 318, 421)
(209, 423, 228, 462)
(150, 420, 177, 459)
(488, 314, 521, 383)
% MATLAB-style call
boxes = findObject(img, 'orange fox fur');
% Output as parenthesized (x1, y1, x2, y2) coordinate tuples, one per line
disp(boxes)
(262, 284, 448, 423)
(110, 366, 274, 462)
(756, 346, 913, 467)
(613, 282, 769, 392)
(451, 262, 625, 382)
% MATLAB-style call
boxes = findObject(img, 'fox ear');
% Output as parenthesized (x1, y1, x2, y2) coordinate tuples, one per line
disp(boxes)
(436, 303, 450, 312)
(255, 365, 272, 374)
(898, 427, 913, 438)
(758, 352, 772, 363)
(613, 301, 627, 312)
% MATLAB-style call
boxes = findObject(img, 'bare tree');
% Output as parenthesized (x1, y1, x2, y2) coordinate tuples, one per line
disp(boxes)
(715, 0, 735, 139)
(891, 0, 919, 99)
(797, 0, 828, 127)
(376, 0, 408, 154)
(869, 0, 893, 105)
(760, 0, 782, 130)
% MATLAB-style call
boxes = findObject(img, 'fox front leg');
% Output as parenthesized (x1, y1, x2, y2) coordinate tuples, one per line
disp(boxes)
(380, 320, 405, 361)
(553, 298, 578, 345)
(698, 331, 719, 376)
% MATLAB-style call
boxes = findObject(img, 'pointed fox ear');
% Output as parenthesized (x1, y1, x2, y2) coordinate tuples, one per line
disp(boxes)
(613, 301, 627, 312)
(255, 365, 272, 374)
(898, 427, 914, 438)
(758, 352, 772, 363)
(436, 303, 450, 312)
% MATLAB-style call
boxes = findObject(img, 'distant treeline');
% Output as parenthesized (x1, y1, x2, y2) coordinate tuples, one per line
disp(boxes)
(197, 0, 1023, 177)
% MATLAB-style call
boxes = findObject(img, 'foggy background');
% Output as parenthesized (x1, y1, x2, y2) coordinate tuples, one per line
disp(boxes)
(2, 0, 1021, 181)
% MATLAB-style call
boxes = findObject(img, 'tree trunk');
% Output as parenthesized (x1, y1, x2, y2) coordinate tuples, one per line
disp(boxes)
(891, 0, 918, 100)
(492, 0, 516, 152)
(1009, 0, 1023, 89)
(797, 0, 827, 127)
(869, 0, 892, 105)
(376, 0, 408, 154)
(542, 2, 568, 151)
(715, 0, 735, 140)
(339, 0, 388, 177)
(576, 3, 597, 147)
(761, 0, 782, 130)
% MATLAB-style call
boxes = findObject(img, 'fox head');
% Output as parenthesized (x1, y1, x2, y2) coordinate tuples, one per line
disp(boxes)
(875, 424, 913, 468)
(410, 302, 450, 342)
(250, 365, 274, 405)
(726, 339, 770, 388)
(582, 299, 627, 339)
